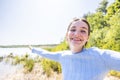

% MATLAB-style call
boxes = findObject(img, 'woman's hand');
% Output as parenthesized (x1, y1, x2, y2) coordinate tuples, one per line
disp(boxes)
(28, 45, 32, 50)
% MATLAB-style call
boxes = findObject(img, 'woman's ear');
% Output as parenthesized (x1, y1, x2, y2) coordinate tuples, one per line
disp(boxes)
(65, 33, 68, 41)
(87, 36, 89, 41)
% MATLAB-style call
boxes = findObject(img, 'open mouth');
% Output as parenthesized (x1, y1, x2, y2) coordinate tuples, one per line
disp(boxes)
(71, 38, 83, 43)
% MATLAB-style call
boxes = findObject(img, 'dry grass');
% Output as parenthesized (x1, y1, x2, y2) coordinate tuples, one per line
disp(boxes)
(0, 63, 62, 80)
(1, 62, 120, 80)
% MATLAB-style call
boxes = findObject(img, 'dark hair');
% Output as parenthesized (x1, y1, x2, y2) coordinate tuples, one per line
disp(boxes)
(67, 18, 90, 36)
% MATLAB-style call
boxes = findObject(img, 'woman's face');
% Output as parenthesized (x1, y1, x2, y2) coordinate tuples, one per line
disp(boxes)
(66, 20, 89, 52)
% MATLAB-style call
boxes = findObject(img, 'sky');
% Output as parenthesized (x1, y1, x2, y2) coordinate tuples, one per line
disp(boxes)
(0, 0, 115, 45)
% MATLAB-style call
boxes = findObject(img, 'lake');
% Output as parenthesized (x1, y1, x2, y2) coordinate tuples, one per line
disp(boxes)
(0, 47, 39, 79)
(0, 47, 40, 57)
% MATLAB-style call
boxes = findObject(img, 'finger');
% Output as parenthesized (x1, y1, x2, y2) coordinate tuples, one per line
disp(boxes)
(28, 45, 32, 50)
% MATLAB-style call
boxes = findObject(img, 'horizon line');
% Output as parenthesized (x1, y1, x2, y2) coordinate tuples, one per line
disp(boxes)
(0, 44, 59, 48)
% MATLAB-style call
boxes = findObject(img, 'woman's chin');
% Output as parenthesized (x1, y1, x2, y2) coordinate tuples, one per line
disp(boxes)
(71, 41, 82, 45)
(70, 43, 82, 48)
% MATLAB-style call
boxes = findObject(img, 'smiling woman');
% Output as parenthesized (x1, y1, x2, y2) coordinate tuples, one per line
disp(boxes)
(66, 18, 89, 53)
(29, 18, 120, 80)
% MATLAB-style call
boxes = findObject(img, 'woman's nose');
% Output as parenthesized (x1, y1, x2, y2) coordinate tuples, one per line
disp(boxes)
(74, 31, 81, 37)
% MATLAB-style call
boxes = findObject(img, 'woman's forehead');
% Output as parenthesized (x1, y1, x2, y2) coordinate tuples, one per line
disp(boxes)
(70, 20, 88, 29)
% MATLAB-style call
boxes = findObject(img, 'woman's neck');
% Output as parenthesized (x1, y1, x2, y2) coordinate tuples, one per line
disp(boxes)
(71, 47, 83, 53)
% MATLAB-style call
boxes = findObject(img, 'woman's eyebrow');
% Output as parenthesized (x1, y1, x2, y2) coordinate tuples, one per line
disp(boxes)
(71, 26, 76, 28)
(81, 26, 88, 30)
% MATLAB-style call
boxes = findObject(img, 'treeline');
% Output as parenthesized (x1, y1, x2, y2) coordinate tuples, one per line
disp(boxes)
(85, 0, 120, 51)
(0, 44, 58, 48)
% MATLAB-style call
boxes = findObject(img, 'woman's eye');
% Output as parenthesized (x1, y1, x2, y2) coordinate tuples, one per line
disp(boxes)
(81, 30, 86, 33)
(70, 29, 76, 32)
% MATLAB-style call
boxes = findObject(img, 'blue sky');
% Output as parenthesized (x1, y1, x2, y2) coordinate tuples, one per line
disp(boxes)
(0, 0, 114, 45)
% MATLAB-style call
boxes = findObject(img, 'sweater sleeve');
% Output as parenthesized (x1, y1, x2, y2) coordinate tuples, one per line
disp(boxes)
(101, 50, 120, 71)
(32, 48, 61, 62)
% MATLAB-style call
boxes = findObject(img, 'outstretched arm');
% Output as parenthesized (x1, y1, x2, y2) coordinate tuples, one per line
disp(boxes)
(28, 45, 61, 62)
(102, 50, 120, 71)
(28, 45, 32, 50)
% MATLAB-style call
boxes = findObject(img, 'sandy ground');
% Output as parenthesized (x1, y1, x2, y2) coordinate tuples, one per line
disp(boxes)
(0, 62, 120, 80)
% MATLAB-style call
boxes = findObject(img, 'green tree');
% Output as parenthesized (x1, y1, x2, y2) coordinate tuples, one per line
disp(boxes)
(96, 0, 108, 14)
(103, 10, 120, 51)
(87, 12, 107, 31)
(51, 40, 69, 52)
(86, 12, 108, 47)
(106, 0, 120, 19)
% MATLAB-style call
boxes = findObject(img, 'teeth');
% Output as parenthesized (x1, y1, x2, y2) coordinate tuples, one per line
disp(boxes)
(74, 39, 81, 41)
(73, 39, 82, 41)
(70, 38, 82, 41)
